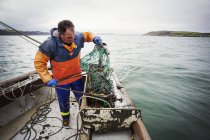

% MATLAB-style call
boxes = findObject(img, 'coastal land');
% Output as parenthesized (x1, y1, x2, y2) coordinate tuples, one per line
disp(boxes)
(0, 29, 49, 35)
(144, 31, 210, 37)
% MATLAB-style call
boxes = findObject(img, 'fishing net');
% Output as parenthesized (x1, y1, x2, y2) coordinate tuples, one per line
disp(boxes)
(80, 43, 113, 95)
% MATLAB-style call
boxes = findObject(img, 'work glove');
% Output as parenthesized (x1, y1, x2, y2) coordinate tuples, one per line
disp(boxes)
(47, 78, 57, 86)
(93, 36, 102, 45)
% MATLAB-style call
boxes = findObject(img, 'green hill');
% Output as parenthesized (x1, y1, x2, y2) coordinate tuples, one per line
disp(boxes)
(0, 29, 49, 35)
(144, 31, 210, 37)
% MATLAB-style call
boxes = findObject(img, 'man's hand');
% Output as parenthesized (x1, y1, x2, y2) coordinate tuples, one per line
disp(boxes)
(47, 79, 57, 86)
(93, 36, 102, 45)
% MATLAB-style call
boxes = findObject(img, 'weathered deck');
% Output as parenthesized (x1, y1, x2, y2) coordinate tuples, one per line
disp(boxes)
(0, 73, 150, 140)
(0, 88, 133, 140)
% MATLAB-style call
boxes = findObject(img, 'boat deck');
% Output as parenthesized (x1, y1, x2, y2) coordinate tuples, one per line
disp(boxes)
(13, 96, 80, 140)
(1, 90, 131, 140)
(0, 73, 150, 140)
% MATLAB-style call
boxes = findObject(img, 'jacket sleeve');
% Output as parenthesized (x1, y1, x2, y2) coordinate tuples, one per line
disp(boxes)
(83, 32, 94, 42)
(34, 51, 52, 83)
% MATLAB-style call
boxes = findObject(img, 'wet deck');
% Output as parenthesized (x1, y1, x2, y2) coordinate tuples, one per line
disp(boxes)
(0, 73, 142, 140)
(12, 97, 84, 140)
(1, 91, 133, 140)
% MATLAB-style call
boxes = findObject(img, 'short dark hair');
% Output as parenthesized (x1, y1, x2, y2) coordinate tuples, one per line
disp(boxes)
(58, 20, 75, 33)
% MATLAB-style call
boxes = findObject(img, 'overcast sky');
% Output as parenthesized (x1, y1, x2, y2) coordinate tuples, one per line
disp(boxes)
(0, 0, 210, 34)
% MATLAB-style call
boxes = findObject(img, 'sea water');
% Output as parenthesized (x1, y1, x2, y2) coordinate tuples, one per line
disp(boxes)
(0, 34, 210, 140)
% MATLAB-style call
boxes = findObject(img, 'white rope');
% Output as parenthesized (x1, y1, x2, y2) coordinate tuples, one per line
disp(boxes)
(1, 84, 27, 101)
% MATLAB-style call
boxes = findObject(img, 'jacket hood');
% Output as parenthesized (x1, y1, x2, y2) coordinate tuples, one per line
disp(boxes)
(50, 28, 59, 37)
(50, 28, 64, 47)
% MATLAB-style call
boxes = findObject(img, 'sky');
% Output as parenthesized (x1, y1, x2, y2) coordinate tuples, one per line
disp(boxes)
(0, 0, 210, 34)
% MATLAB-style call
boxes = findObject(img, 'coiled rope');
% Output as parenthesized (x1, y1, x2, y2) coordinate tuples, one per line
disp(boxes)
(11, 84, 112, 140)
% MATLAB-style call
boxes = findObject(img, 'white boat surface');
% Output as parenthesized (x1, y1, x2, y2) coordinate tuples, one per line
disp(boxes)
(0, 71, 151, 140)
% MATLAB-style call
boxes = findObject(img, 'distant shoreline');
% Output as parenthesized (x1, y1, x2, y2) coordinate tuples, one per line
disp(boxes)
(0, 29, 49, 35)
(144, 31, 210, 37)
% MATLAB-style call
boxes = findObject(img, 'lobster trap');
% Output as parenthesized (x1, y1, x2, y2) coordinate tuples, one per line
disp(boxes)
(81, 43, 113, 95)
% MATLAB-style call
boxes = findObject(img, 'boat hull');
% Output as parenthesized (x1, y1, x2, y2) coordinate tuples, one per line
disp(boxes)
(0, 71, 151, 140)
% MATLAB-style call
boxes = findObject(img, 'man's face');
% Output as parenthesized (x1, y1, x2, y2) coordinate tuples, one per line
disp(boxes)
(60, 27, 75, 45)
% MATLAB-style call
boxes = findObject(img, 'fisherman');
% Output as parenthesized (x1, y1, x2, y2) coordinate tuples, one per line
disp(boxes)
(34, 20, 102, 126)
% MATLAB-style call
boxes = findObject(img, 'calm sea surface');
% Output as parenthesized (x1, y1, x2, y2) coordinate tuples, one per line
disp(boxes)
(0, 34, 210, 140)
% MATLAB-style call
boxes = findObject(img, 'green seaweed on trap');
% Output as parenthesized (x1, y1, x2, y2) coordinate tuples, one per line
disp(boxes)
(80, 44, 113, 95)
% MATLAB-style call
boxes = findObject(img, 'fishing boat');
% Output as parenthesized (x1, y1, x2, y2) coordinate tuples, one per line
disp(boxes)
(0, 21, 150, 140)
(0, 70, 151, 140)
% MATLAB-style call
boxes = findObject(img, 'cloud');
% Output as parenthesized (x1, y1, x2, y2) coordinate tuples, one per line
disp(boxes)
(0, 0, 210, 33)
